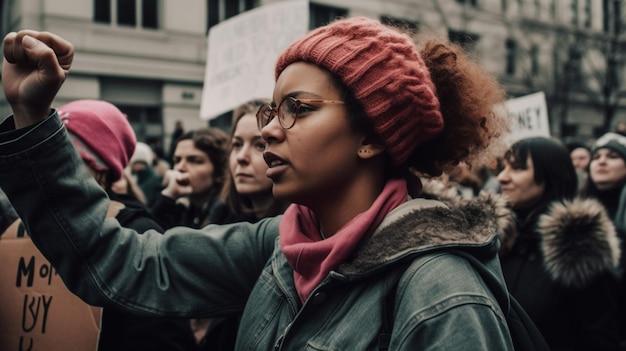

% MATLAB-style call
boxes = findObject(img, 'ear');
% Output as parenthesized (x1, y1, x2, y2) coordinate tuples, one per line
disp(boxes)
(357, 139, 385, 160)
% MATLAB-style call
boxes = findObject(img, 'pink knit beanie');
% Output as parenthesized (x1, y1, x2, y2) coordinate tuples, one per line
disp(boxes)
(275, 17, 444, 166)
(58, 100, 136, 182)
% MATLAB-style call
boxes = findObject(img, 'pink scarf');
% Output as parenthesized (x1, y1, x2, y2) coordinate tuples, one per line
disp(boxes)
(280, 178, 408, 303)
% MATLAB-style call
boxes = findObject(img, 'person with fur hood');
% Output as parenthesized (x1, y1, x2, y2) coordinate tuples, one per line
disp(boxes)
(496, 137, 621, 351)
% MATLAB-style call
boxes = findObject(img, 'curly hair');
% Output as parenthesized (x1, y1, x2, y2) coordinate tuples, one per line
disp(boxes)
(326, 27, 509, 181)
(409, 38, 509, 177)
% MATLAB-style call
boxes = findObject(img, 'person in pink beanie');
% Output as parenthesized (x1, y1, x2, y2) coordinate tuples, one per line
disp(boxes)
(48, 99, 199, 350)
(1, 18, 533, 350)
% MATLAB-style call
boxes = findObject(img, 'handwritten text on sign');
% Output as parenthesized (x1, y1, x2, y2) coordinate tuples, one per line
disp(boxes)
(0, 220, 101, 351)
(504, 91, 550, 143)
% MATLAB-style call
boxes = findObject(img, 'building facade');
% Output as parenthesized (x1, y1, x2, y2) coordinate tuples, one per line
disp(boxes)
(1, 0, 624, 151)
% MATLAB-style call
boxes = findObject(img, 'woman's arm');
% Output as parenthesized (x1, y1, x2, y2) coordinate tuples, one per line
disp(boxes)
(0, 112, 280, 318)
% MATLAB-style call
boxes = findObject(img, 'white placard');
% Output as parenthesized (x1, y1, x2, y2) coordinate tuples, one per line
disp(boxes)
(504, 91, 550, 143)
(200, 0, 309, 120)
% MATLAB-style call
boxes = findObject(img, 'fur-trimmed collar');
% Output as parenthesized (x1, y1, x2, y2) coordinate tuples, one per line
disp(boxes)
(417, 178, 621, 288)
(538, 198, 620, 288)
(337, 189, 513, 276)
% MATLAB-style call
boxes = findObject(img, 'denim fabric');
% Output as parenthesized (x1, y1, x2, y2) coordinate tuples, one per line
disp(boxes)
(0, 112, 514, 350)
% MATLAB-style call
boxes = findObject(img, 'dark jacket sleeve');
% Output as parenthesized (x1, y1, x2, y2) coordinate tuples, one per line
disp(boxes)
(0, 187, 19, 234)
(0, 112, 281, 319)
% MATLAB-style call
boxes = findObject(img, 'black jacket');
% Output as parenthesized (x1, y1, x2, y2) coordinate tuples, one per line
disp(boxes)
(500, 197, 622, 351)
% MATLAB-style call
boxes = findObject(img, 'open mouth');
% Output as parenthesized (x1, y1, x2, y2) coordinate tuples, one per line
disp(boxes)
(264, 152, 287, 168)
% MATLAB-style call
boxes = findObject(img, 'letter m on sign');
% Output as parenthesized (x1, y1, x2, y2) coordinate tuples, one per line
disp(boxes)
(16, 256, 35, 287)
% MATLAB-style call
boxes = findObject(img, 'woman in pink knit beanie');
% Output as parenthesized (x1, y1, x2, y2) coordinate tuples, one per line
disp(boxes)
(2, 17, 525, 350)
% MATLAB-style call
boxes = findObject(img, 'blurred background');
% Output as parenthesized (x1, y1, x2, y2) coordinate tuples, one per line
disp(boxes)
(1, 0, 624, 153)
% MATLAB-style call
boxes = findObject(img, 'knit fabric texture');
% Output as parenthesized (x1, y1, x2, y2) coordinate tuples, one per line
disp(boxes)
(58, 99, 136, 182)
(275, 16, 444, 166)
(131, 141, 154, 166)
(592, 132, 626, 162)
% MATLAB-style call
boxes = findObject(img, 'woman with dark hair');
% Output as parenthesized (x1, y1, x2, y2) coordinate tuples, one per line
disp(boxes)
(497, 136, 621, 351)
(150, 127, 229, 229)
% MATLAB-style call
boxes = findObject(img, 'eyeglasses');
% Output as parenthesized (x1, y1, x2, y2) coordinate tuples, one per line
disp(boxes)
(256, 97, 344, 130)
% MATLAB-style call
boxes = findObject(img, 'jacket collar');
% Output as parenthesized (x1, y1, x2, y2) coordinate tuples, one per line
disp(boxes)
(337, 191, 511, 276)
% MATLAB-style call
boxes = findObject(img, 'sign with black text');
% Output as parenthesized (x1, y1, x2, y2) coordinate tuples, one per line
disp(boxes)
(505, 91, 550, 143)
(0, 220, 101, 351)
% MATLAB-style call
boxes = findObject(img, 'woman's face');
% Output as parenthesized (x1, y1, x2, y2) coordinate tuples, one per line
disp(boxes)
(570, 147, 590, 171)
(230, 114, 273, 197)
(172, 139, 216, 196)
(589, 148, 626, 190)
(260, 62, 365, 206)
(497, 154, 545, 210)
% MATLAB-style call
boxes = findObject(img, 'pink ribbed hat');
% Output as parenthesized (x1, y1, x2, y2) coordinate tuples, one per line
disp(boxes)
(275, 17, 444, 166)
(58, 99, 136, 182)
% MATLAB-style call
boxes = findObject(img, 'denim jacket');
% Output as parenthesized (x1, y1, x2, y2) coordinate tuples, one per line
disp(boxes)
(0, 112, 514, 350)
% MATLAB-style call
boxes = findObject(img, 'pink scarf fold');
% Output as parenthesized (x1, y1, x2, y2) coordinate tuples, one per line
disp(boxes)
(280, 178, 408, 303)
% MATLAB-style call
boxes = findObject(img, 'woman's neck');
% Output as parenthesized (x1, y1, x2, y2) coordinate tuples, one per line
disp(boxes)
(312, 171, 386, 237)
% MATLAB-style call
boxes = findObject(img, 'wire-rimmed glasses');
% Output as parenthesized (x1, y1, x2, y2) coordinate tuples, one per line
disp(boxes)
(256, 97, 344, 130)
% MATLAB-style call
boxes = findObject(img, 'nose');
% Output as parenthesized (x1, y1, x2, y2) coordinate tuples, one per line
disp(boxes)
(497, 167, 509, 184)
(236, 146, 250, 164)
(174, 160, 187, 172)
(260, 115, 284, 144)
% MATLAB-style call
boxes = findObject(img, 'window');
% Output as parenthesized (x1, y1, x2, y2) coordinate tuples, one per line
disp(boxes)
(566, 46, 582, 85)
(207, 0, 257, 31)
(381, 16, 419, 34)
(505, 38, 517, 75)
(455, 0, 478, 6)
(309, 3, 348, 29)
(530, 44, 539, 76)
(94, 0, 158, 29)
(449, 30, 480, 52)
(120, 105, 163, 142)
(571, 0, 579, 26)
(584, 0, 592, 28)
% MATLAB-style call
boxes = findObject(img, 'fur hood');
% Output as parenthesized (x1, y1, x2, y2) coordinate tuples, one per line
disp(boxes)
(416, 178, 621, 289)
(337, 179, 515, 276)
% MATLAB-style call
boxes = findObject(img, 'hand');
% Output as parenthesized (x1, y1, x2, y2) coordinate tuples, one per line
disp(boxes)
(161, 169, 193, 199)
(2, 30, 74, 128)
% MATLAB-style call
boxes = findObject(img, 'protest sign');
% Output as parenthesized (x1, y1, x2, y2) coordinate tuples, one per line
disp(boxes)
(200, 0, 309, 120)
(504, 91, 550, 143)
(0, 220, 101, 351)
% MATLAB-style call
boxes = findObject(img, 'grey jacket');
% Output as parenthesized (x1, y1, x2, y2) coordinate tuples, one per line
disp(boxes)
(0, 112, 514, 350)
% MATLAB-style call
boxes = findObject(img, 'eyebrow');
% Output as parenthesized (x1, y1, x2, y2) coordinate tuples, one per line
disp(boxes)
(276, 91, 324, 103)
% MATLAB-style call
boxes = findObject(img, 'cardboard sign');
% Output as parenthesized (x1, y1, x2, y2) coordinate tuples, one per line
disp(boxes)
(504, 91, 550, 143)
(0, 220, 101, 351)
(200, 0, 309, 120)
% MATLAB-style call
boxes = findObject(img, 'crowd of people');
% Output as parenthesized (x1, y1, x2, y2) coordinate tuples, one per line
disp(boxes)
(2, 16, 626, 351)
